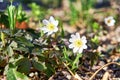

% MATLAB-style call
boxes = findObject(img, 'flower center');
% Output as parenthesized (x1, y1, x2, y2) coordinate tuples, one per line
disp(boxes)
(107, 19, 111, 23)
(48, 23, 55, 31)
(74, 40, 83, 47)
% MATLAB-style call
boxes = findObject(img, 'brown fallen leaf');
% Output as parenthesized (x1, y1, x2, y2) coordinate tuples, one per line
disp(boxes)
(16, 21, 28, 29)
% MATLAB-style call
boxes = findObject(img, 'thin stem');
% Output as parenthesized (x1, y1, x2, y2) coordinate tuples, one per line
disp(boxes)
(89, 62, 120, 80)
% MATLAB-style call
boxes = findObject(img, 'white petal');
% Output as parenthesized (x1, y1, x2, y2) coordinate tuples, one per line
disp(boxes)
(47, 31, 53, 36)
(69, 38, 76, 42)
(41, 27, 46, 30)
(104, 18, 107, 22)
(107, 22, 114, 26)
(81, 36, 87, 44)
(82, 45, 87, 49)
(71, 34, 76, 38)
(81, 36, 86, 40)
(108, 16, 113, 19)
(54, 20, 59, 26)
(52, 20, 59, 27)
(73, 47, 79, 53)
(111, 20, 115, 25)
(49, 16, 55, 23)
(53, 26, 58, 32)
(78, 48, 83, 53)
(41, 27, 48, 33)
(83, 39, 87, 44)
(75, 33, 80, 39)
(42, 19, 49, 25)
(113, 20, 115, 23)
(69, 44, 74, 48)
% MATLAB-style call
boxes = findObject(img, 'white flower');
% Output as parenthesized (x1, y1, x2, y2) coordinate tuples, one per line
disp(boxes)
(69, 33, 87, 54)
(41, 16, 59, 35)
(104, 16, 115, 26)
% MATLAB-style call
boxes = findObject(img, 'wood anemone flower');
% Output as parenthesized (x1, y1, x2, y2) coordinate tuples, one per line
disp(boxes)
(41, 16, 59, 36)
(104, 16, 115, 27)
(69, 33, 87, 54)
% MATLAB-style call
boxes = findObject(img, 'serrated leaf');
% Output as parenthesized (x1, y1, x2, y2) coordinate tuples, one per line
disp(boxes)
(16, 58, 31, 74)
(32, 60, 46, 71)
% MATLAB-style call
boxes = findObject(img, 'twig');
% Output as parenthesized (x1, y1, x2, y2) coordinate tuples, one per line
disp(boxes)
(89, 62, 120, 80)
(62, 62, 75, 77)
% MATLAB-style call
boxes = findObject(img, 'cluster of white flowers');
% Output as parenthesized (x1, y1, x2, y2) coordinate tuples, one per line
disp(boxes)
(40, 15, 116, 55)
(41, 16, 88, 54)
(104, 16, 115, 27)
(41, 16, 59, 36)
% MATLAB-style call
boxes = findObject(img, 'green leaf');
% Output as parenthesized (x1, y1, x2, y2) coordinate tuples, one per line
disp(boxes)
(45, 63, 55, 77)
(16, 58, 31, 74)
(91, 35, 99, 44)
(92, 22, 99, 32)
(63, 46, 72, 62)
(9, 41, 18, 48)
(7, 46, 14, 56)
(32, 60, 46, 71)
(0, 14, 9, 27)
(7, 69, 29, 80)
(15, 46, 29, 53)
(7, 69, 16, 80)
(31, 48, 43, 56)
(14, 70, 30, 80)
(15, 37, 34, 47)
(72, 53, 82, 70)
(16, 4, 27, 22)
(4, 63, 15, 75)
(59, 20, 64, 38)
(0, 32, 5, 45)
(7, 2, 15, 30)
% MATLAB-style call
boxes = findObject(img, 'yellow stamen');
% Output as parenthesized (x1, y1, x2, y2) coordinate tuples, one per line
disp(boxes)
(74, 40, 83, 47)
(107, 19, 111, 23)
(48, 23, 55, 31)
